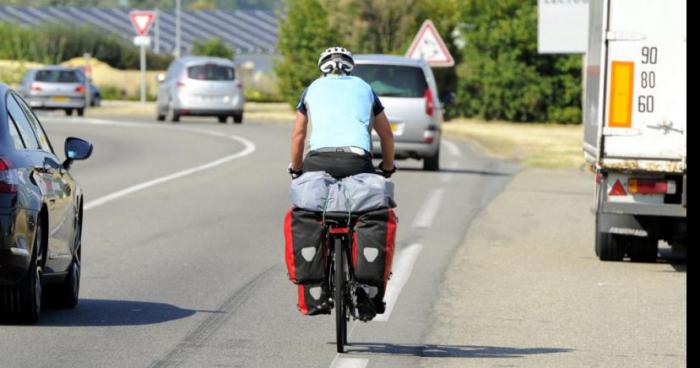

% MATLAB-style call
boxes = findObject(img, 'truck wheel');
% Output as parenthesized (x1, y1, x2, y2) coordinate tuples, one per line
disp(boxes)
(597, 232, 625, 261)
(628, 237, 658, 263)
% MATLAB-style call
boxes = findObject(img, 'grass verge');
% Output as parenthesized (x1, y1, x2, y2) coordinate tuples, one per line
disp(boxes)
(443, 118, 585, 169)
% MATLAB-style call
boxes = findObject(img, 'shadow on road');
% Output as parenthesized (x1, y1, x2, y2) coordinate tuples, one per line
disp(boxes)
(31, 299, 218, 327)
(399, 167, 514, 177)
(341, 342, 573, 358)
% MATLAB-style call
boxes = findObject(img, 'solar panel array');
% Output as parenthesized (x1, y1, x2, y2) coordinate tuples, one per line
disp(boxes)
(0, 6, 279, 55)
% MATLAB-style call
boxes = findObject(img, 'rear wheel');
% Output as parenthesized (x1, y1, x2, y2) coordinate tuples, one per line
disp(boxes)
(1, 217, 43, 323)
(334, 238, 347, 353)
(628, 237, 658, 263)
(423, 149, 440, 171)
(65, 109, 73, 116)
(76, 108, 84, 117)
(233, 112, 243, 124)
(217, 115, 228, 123)
(166, 103, 180, 123)
(597, 233, 626, 261)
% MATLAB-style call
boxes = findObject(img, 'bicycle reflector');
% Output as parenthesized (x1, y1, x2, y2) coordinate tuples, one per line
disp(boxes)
(0, 158, 19, 193)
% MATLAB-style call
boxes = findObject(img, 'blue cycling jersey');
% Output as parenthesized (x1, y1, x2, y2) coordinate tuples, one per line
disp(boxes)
(297, 75, 384, 153)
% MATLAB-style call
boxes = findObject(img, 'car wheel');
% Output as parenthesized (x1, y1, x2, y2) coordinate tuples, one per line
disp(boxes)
(47, 219, 81, 309)
(423, 149, 440, 171)
(233, 112, 243, 124)
(65, 109, 73, 116)
(156, 107, 165, 121)
(77, 108, 85, 117)
(217, 115, 228, 123)
(0, 216, 44, 323)
(627, 237, 658, 263)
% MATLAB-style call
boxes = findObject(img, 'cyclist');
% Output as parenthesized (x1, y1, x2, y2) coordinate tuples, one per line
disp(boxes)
(288, 46, 396, 320)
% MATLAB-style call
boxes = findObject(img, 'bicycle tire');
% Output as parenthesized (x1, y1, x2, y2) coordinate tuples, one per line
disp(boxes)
(335, 237, 347, 353)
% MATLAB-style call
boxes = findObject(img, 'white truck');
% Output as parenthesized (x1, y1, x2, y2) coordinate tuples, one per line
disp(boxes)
(584, 0, 686, 261)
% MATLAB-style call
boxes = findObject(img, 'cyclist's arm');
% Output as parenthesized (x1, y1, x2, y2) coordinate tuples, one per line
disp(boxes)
(290, 111, 308, 171)
(373, 111, 395, 171)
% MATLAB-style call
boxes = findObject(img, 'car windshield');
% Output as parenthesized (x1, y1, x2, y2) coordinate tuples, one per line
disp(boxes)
(353, 64, 427, 98)
(35, 70, 79, 83)
(187, 64, 235, 81)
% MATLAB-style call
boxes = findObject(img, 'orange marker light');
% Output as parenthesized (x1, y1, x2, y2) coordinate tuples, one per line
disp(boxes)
(608, 61, 635, 128)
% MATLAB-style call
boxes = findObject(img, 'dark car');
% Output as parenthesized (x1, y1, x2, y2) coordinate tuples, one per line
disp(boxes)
(0, 83, 92, 322)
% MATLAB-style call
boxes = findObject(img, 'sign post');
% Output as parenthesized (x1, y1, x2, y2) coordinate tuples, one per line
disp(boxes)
(406, 20, 454, 67)
(129, 10, 155, 104)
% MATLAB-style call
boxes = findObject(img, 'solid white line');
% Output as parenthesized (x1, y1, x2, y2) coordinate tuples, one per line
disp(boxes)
(329, 357, 369, 368)
(411, 189, 444, 228)
(374, 243, 424, 322)
(442, 139, 462, 157)
(47, 117, 257, 211)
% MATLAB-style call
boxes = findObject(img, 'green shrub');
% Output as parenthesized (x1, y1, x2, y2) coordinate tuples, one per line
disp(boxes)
(191, 37, 234, 58)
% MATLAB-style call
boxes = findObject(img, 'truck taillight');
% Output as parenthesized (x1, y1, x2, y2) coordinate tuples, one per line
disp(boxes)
(425, 87, 434, 117)
(0, 158, 19, 193)
(628, 178, 676, 195)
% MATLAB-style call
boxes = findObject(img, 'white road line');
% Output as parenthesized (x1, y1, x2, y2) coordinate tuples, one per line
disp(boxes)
(442, 139, 462, 157)
(329, 357, 369, 368)
(411, 189, 444, 228)
(374, 243, 423, 322)
(46, 117, 257, 211)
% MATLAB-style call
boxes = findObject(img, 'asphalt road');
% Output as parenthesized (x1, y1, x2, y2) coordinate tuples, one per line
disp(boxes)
(0, 114, 518, 368)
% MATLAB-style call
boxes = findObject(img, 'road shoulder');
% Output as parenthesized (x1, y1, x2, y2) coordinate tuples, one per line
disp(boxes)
(421, 168, 686, 367)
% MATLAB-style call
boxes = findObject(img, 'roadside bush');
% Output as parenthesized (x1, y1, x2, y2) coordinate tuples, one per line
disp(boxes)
(455, 0, 582, 123)
(275, 0, 340, 107)
(191, 37, 234, 58)
(0, 21, 173, 70)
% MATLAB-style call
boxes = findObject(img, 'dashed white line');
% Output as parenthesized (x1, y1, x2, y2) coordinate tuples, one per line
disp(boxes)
(411, 188, 444, 228)
(442, 139, 462, 157)
(440, 160, 460, 183)
(374, 243, 424, 322)
(329, 357, 369, 368)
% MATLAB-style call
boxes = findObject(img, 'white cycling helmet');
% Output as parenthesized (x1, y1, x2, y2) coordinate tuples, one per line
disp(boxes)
(318, 46, 354, 75)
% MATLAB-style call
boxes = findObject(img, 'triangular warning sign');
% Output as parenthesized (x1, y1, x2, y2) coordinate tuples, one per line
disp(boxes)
(609, 179, 627, 196)
(406, 20, 454, 67)
(129, 10, 155, 36)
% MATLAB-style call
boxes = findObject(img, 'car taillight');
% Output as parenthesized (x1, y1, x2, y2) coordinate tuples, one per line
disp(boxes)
(176, 80, 186, 88)
(0, 159, 19, 193)
(424, 87, 434, 117)
(31, 83, 42, 92)
(628, 178, 676, 195)
(75, 85, 86, 93)
(236, 82, 243, 89)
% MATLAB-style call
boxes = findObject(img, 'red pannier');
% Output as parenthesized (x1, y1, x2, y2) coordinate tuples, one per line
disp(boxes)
(352, 208, 397, 311)
(283, 208, 327, 284)
(296, 282, 330, 315)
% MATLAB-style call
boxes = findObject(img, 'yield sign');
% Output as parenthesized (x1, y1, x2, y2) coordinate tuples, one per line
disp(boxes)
(129, 10, 155, 36)
(406, 20, 454, 67)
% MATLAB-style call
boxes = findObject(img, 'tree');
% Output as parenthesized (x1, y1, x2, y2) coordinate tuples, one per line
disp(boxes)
(191, 37, 234, 58)
(274, 0, 339, 107)
(455, 0, 582, 123)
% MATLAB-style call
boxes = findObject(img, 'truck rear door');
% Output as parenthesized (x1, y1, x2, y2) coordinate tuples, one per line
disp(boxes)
(601, 0, 686, 172)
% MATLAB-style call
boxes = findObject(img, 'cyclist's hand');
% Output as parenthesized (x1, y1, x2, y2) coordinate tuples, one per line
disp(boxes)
(288, 163, 303, 179)
(377, 161, 397, 178)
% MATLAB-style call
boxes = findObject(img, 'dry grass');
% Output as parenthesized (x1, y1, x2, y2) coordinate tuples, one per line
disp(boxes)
(62, 57, 165, 98)
(443, 118, 585, 168)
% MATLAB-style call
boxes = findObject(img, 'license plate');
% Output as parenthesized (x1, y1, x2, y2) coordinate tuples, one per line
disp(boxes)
(51, 96, 69, 102)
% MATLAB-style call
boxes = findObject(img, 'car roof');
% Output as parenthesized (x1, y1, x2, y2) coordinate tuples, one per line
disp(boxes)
(35, 65, 77, 72)
(176, 56, 236, 67)
(353, 54, 427, 67)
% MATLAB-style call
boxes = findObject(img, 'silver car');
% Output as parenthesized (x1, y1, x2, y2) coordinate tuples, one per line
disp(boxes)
(353, 55, 443, 171)
(156, 56, 244, 124)
(17, 67, 88, 116)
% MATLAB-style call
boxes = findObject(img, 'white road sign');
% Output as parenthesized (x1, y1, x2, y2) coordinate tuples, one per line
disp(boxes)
(129, 10, 155, 36)
(406, 20, 454, 67)
(133, 36, 151, 47)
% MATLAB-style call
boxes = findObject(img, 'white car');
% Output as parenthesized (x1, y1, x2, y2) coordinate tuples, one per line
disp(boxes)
(156, 56, 244, 124)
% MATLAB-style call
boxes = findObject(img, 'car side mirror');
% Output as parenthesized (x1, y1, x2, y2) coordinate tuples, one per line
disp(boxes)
(63, 137, 93, 169)
(156, 73, 166, 83)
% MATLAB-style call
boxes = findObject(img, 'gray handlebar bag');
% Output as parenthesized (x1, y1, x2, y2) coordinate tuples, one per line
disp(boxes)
(289, 172, 396, 213)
